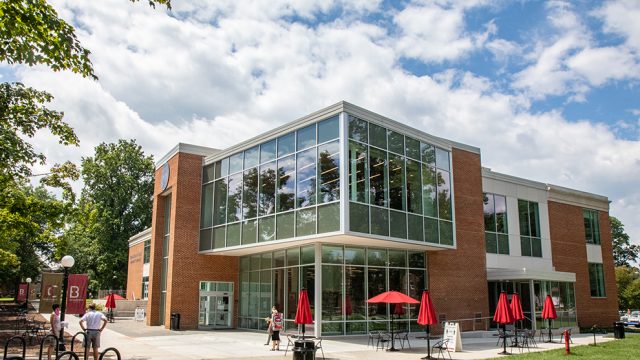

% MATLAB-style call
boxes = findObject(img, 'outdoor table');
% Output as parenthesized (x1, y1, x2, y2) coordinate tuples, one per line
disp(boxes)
(415, 335, 440, 359)
(292, 338, 315, 360)
(542, 328, 559, 343)
(498, 333, 514, 355)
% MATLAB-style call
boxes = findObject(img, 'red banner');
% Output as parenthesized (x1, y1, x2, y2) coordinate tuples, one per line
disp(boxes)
(17, 283, 28, 302)
(66, 274, 89, 315)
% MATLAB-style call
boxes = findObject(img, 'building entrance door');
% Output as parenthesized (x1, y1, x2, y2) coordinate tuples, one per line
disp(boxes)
(199, 291, 232, 329)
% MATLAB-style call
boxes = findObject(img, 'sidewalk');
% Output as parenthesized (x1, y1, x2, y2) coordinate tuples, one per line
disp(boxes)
(53, 314, 615, 360)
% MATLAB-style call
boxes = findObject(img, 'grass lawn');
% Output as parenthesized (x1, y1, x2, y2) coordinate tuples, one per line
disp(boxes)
(489, 334, 640, 359)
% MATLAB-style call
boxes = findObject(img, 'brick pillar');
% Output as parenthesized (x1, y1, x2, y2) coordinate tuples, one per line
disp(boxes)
(428, 148, 489, 332)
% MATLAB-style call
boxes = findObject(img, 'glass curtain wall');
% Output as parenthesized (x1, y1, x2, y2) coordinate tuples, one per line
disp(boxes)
(239, 245, 427, 336)
(483, 193, 509, 254)
(200, 116, 341, 250)
(348, 115, 454, 246)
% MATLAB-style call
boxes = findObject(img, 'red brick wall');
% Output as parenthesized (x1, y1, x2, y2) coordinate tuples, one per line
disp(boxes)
(146, 151, 239, 329)
(548, 201, 618, 327)
(126, 242, 144, 300)
(428, 148, 489, 331)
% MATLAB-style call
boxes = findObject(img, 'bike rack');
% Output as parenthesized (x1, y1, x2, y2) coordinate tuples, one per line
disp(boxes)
(98, 347, 121, 360)
(38, 334, 59, 360)
(55, 351, 79, 360)
(70, 331, 87, 354)
(3, 335, 26, 360)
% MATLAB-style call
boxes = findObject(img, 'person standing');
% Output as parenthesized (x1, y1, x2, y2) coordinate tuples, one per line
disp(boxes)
(79, 303, 108, 360)
(46, 304, 61, 360)
(268, 307, 283, 351)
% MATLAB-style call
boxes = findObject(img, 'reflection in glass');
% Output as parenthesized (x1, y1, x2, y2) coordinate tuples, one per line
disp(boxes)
(369, 147, 387, 207)
(296, 208, 316, 237)
(296, 148, 316, 208)
(229, 152, 244, 174)
(424, 217, 438, 243)
(390, 210, 407, 239)
(322, 266, 343, 321)
(421, 143, 435, 166)
(227, 173, 242, 222)
(242, 168, 258, 219)
(368, 268, 387, 319)
(322, 245, 343, 264)
(407, 214, 423, 241)
(244, 146, 259, 169)
(389, 250, 406, 267)
(301, 246, 315, 264)
(260, 139, 276, 163)
(213, 179, 228, 225)
(388, 130, 404, 155)
(318, 140, 340, 203)
(483, 193, 496, 231)
(203, 164, 214, 183)
(215, 158, 229, 179)
(259, 161, 276, 216)
(495, 195, 508, 233)
(276, 212, 295, 240)
(242, 220, 257, 245)
(318, 115, 339, 143)
(348, 116, 368, 143)
(368, 249, 386, 266)
(406, 159, 422, 214)
(439, 220, 453, 245)
(345, 266, 365, 320)
(435, 148, 450, 170)
(349, 202, 369, 233)
(286, 267, 299, 319)
(258, 216, 275, 242)
(318, 203, 340, 233)
(370, 207, 389, 236)
(227, 223, 241, 247)
(389, 154, 406, 211)
(369, 123, 387, 149)
(347, 142, 368, 205)
(437, 169, 451, 220)
(213, 226, 225, 249)
(344, 247, 365, 265)
(405, 137, 420, 160)
(201, 183, 213, 228)
(421, 163, 437, 217)
(277, 132, 295, 158)
(277, 155, 295, 212)
(297, 124, 316, 151)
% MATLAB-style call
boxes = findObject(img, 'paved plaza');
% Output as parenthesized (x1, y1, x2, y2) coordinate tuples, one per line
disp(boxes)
(53, 314, 615, 360)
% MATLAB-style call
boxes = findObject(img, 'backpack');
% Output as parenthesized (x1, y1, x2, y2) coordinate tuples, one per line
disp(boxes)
(272, 313, 283, 331)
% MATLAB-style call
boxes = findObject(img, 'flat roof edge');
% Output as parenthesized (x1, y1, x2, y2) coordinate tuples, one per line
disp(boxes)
(487, 268, 576, 282)
(129, 228, 151, 247)
(155, 143, 220, 169)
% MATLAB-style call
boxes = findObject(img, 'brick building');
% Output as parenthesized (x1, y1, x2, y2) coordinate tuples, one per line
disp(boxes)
(127, 102, 618, 334)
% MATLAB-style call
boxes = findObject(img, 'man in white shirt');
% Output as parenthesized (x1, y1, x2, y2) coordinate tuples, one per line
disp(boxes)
(79, 303, 108, 360)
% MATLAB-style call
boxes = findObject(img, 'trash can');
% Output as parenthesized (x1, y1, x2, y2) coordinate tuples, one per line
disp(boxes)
(613, 321, 625, 339)
(292, 339, 314, 360)
(170, 313, 180, 330)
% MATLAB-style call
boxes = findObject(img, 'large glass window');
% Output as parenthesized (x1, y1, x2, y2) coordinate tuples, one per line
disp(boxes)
(227, 172, 242, 222)
(296, 148, 316, 208)
(242, 168, 258, 219)
(318, 141, 340, 203)
(277, 155, 295, 212)
(583, 209, 601, 245)
(348, 115, 453, 246)
(519, 199, 541, 257)
(484, 193, 509, 255)
(259, 161, 276, 216)
(588, 263, 606, 297)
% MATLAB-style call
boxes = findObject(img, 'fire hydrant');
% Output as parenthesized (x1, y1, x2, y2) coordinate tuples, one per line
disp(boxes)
(564, 329, 570, 355)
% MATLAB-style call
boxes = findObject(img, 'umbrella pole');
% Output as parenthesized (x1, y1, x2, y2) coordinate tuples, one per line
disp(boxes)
(426, 325, 432, 359)
(547, 319, 552, 343)
(387, 312, 399, 351)
(498, 323, 510, 355)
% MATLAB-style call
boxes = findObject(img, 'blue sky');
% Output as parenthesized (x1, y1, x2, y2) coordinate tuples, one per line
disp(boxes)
(2, 0, 640, 244)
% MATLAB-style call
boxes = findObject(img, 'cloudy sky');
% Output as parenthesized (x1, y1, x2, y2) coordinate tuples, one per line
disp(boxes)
(2, 0, 640, 245)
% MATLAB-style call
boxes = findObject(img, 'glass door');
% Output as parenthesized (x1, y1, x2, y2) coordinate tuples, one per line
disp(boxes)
(199, 292, 233, 329)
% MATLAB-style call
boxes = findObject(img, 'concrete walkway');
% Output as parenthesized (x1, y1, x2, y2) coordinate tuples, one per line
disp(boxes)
(55, 314, 615, 360)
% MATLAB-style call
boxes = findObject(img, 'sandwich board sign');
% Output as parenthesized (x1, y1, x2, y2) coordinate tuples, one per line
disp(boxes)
(444, 322, 462, 351)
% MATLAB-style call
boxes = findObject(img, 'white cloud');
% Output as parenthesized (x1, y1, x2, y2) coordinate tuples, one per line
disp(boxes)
(12, 0, 640, 247)
(595, 0, 640, 50)
(568, 46, 640, 86)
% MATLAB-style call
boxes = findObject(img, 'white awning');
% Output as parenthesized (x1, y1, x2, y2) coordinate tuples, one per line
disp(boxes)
(487, 268, 576, 282)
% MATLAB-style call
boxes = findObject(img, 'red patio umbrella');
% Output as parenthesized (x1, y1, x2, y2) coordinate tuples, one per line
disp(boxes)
(541, 295, 557, 342)
(367, 291, 419, 352)
(417, 290, 438, 359)
(510, 293, 525, 347)
(493, 292, 514, 355)
(393, 303, 405, 316)
(105, 294, 119, 309)
(294, 289, 313, 339)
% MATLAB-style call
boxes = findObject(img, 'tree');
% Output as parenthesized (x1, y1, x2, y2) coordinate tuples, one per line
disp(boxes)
(65, 140, 154, 291)
(611, 216, 639, 267)
(615, 266, 640, 310)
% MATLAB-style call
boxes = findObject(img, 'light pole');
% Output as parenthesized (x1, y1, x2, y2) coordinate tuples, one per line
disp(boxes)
(59, 255, 75, 345)
(25, 277, 32, 310)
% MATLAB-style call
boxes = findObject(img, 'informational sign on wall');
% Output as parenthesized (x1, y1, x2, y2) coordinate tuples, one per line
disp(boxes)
(444, 322, 462, 352)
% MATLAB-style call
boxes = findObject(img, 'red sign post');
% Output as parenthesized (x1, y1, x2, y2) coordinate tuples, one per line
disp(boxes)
(17, 284, 28, 302)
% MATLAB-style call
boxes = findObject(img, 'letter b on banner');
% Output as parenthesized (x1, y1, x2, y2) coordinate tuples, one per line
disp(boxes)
(70, 286, 80, 298)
